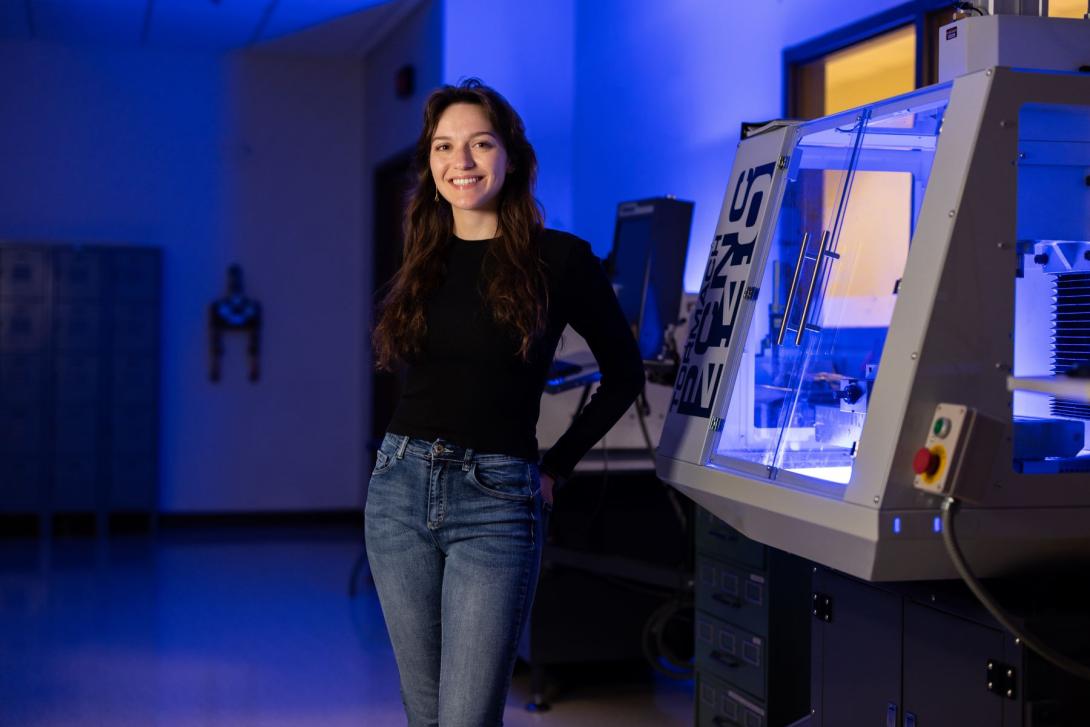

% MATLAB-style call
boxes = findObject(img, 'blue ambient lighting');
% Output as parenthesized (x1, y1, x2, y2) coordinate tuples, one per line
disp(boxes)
(933, 516, 942, 533)
(893, 517, 902, 534)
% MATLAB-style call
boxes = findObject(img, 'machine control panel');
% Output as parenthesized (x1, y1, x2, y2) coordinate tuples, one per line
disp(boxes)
(913, 403, 970, 497)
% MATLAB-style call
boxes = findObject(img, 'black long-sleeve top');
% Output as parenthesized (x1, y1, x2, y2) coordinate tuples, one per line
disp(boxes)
(387, 228, 645, 479)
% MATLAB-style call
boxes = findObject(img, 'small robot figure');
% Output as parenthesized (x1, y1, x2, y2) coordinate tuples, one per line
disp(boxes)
(209, 264, 262, 382)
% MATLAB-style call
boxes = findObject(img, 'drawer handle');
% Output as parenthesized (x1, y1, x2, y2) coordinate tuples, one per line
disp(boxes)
(713, 593, 742, 608)
(711, 650, 741, 669)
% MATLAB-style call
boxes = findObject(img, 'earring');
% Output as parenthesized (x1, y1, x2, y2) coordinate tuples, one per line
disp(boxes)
(434, 187, 439, 203)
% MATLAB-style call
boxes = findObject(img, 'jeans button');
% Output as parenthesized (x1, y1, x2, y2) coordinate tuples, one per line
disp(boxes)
(431, 442, 442, 455)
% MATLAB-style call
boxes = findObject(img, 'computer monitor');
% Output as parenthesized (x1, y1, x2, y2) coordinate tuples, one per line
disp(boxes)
(606, 197, 693, 360)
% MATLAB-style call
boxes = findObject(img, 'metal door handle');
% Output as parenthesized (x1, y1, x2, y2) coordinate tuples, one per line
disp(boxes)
(713, 593, 742, 608)
(710, 650, 741, 668)
(777, 231, 810, 345)
(796, 230, 831, 346)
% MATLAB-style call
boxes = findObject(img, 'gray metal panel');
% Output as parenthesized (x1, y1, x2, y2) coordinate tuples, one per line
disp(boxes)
(811, 571, 901, 727)
(846, 68, 997, 512)
(938, 15, 1090, 83)
(883, 68, 1090, 513)
(902, 601, 1006, 726)
(695, 506, 766, 570)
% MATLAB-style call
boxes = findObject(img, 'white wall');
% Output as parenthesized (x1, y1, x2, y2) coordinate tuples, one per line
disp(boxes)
(361, 0, 443, 463)
(0, 41, 365, 512)
(571, 0, 913, 277)
(443, 0, 576, 231)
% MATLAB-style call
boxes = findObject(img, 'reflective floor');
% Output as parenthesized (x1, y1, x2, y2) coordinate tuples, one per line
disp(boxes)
(0, 526, 692, 726)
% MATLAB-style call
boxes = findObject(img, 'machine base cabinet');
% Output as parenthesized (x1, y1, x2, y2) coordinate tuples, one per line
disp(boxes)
(810, 568, 1090, 727)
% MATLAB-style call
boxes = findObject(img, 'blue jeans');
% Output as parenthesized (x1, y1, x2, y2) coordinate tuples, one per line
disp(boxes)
(364, 433, 546, 727)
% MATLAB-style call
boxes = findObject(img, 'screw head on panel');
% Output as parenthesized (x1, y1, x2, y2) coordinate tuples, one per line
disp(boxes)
(873, 496, 880, 504)
(911, 352, 919, 360)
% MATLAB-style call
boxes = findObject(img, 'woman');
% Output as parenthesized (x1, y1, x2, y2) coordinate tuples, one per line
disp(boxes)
(366, 79, 644, 727)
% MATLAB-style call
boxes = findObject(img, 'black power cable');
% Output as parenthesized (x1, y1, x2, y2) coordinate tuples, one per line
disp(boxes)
(940, 497, 1090, 681)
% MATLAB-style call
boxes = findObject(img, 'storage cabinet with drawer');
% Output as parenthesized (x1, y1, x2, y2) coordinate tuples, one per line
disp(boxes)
(693, 505, 811, 727)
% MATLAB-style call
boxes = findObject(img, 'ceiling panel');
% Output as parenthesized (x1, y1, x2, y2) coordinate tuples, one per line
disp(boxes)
(2, 0, 413, 53)
(29, 0, 146, 45)
(260, 0, 391, 43)
(148, 0, 272, 50)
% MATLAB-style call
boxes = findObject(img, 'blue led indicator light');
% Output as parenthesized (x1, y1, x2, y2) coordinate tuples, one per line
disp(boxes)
(933, 516, 942, 533)
(893, 517, 902, 534)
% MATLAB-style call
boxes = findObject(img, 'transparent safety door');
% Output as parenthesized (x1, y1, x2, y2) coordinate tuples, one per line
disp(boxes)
(712, 86, 951, 489)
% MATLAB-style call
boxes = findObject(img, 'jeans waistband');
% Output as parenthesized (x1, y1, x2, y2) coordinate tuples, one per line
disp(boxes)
(383, 433, 534, 467)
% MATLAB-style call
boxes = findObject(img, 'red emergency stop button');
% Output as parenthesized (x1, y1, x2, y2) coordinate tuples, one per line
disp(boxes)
(913, 447, 940, 477)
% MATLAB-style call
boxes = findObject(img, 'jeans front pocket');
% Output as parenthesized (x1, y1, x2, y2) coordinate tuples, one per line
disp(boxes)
(371, 448, 396, 476)
(467, 459, 534, 502)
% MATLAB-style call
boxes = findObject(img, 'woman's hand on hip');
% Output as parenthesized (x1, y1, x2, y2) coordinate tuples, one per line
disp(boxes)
(540, 471, 555, 507)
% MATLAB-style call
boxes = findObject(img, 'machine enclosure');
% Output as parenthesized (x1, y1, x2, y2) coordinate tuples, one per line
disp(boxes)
(655, 18, 1090, 581)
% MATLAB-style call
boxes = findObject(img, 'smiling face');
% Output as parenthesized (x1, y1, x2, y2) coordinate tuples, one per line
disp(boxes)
(430, 102, 510, 230)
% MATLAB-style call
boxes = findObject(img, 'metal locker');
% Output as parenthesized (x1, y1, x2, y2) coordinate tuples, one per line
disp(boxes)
(110, 249, 160, 302)
(0, 247, 49, 299)
(54, 354, 102, 404)
(53, 302, 102, 351)
(0, 301, 48, 352)
(54, 247, 103, 300)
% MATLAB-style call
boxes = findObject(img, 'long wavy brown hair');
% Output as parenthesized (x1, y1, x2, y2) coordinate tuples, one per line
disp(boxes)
(372, 80, 549, 370)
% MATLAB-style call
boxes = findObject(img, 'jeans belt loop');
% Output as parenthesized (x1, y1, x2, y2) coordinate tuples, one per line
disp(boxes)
(395, 435, 409, 460)
(462, 447, 474, 472)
